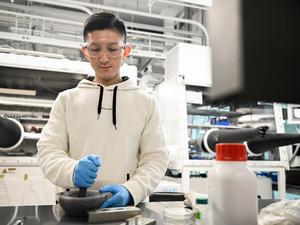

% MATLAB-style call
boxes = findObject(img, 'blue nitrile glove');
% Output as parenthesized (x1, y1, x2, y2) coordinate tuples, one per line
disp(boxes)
(99, 184, 133, 208)
(73, 154, 101, 188)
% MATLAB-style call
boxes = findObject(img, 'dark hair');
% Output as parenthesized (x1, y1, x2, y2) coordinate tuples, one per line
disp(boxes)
(83, 12, 127, 43)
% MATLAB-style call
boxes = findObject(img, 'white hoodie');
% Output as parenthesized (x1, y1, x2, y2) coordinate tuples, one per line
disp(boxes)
(37, 77, 169, 205)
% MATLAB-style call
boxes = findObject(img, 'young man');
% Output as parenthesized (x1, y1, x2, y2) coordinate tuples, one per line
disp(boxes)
(37, 12, 169, 207)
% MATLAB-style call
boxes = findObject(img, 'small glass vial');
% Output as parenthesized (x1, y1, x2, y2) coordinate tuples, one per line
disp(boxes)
(194, 197, 208, 225)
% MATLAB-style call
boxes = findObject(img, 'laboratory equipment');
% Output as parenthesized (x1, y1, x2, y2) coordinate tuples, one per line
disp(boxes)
(57, 189, 111, 216)
(88, 206, 141, 223)
(0, 117, 24, 151)
(200, 126, 300, 155)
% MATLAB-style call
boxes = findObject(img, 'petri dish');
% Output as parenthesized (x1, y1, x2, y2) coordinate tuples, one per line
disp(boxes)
(163, 207, 194, 225)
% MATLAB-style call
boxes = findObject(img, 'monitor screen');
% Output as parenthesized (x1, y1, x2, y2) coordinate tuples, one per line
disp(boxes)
(207, 0, 300, 104)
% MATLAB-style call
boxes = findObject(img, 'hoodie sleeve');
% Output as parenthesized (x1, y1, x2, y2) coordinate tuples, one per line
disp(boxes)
(37, 92, 77, 188)
(122, 97, 169, 205)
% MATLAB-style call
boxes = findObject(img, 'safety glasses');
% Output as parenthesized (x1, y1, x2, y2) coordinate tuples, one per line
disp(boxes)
(82, 42, 125, 59)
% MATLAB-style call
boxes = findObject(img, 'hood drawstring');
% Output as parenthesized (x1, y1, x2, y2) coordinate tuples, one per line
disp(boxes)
(112, 86, 118, 130)
(97, 85, 118, 130)
(97, 85, 104, 119)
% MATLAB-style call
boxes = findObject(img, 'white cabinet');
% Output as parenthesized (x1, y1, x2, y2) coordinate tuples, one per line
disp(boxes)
(0, 157, 56, 206)
(166, 43, 212, 87)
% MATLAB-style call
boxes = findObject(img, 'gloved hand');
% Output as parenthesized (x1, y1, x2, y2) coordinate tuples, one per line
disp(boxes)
(99, 184, 133, 208)
(73, 154, 101, 188)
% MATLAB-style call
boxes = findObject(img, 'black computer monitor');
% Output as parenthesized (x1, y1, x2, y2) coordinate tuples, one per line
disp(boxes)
(207, 0, 300, 104)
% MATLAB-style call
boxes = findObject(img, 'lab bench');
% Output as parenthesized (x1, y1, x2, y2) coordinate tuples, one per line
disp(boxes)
(0, 200, 277, 225)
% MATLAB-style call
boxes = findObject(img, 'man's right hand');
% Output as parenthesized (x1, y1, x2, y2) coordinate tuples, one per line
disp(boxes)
(73, 154, 101, 188)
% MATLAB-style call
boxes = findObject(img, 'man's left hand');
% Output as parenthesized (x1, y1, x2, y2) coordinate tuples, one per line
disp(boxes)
(99, 184, 132, 208)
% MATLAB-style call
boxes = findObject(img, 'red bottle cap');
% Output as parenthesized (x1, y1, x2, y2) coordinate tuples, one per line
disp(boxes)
(216, 143, 247, 161)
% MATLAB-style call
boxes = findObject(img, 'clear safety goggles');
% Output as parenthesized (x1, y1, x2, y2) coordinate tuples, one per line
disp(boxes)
(82, 42, 125, 59)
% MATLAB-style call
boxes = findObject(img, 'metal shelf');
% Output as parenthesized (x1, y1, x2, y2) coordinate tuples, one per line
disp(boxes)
(188, 124, 241, 129)
(0, 96, 54, 108)
(0, 156, 39, 167)
(23, 132, 41, 140)
(187, 106, 249, 118)
(20, 117, 48, 123)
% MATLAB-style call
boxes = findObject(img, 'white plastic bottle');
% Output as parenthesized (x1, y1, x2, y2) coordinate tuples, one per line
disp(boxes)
(208, 143, 258, 225)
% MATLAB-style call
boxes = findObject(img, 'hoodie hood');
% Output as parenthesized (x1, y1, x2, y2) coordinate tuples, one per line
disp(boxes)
(76, 76, 139, 130)
(77, 76, 139, 90)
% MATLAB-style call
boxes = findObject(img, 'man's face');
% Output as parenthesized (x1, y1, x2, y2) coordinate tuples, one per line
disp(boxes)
(81, 29, 130, 85)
